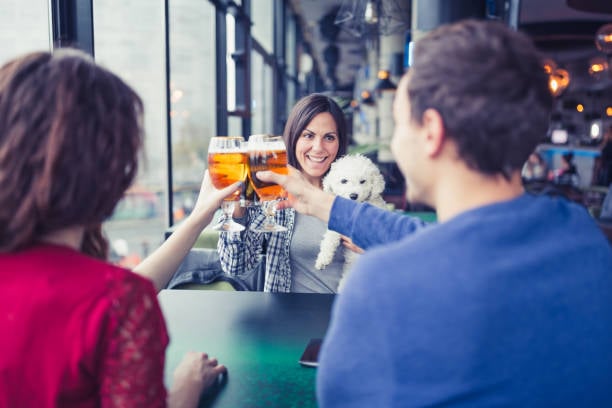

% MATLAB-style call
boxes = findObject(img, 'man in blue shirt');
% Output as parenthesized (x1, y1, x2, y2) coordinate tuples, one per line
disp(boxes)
(258, 20, 612, 407)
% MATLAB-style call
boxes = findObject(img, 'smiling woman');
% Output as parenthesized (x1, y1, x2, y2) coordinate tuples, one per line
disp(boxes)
(217, 93, 352, 293)
(284, 94, 348, 178)
(286, 94, 348, 187)
(295, 113, 339, 185)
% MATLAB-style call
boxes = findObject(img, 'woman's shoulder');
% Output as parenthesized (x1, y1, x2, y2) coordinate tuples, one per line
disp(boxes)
(80, 258, 161, 329)
(28, 244, 156, 298)
(93, 259, 158, 300)
(0, 244, 160, 328)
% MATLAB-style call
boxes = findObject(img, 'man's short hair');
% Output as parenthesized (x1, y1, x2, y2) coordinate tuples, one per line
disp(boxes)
(407, 20, 553, 179)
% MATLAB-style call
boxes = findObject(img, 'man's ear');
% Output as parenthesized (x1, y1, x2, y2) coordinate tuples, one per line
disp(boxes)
(421, 108, 445, 157)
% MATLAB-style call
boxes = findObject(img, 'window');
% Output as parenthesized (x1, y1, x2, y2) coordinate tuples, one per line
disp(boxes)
(285, 13, 299, 117)
(95, 1, 167, 265)
(2, 0, 309, 263)
(226, 12, 237, 112)
(169, 0, 216, 223)
(285, 13, 297, 78)
(250, 0, 274, 54)
(0, 0, 50, 65)
(251, 50, 273, 134)
(228, 116, 242, 136)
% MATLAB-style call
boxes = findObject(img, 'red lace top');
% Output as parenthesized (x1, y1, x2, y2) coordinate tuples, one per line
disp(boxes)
(0, 244, 169, 407)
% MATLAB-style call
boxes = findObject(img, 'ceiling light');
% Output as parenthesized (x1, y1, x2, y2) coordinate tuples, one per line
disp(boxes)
(542, 59, 557, 75)
(360, 90, 375, 105)
(588, 55, 611, 82)
(590, 121, 602, 139)
(588, 57, 608, 76)
(374, 70, 396, 92)
(595, 23, 612, 54)
(548, 68, 570, 97)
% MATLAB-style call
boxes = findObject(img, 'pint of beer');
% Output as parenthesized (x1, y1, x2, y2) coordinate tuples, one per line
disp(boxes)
(207, 136, 247, 200)
(247, 135, 288, 200)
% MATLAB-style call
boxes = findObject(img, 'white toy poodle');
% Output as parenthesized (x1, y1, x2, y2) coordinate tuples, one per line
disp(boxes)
(315, 154, 387, 291)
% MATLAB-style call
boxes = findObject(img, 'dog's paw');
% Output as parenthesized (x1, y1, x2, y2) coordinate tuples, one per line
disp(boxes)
(315, 253, 331, 270)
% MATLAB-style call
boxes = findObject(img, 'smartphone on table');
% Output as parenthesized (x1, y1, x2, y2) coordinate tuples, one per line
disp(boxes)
(299, 338, 322, 368)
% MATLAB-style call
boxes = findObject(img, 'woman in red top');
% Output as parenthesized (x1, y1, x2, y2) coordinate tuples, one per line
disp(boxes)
(0, 50, 239, 407)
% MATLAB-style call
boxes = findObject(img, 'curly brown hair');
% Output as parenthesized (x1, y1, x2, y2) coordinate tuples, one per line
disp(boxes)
(0, 49, 144, 258)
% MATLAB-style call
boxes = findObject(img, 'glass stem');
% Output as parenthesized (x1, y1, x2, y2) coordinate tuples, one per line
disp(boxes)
(262, 200, 277, 229)
(221, 200, 235, 225)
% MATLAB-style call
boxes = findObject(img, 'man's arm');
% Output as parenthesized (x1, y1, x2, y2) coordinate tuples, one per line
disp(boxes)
(257, 168, 428, 249)
(329, 198, 427, 249)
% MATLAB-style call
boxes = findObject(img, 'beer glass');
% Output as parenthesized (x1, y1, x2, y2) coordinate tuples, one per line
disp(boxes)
(207, 136, 247, 232)
(247, 135, 289, 232)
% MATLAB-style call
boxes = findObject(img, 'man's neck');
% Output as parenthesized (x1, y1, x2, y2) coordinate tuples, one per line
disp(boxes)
(433, 169, 524, 223)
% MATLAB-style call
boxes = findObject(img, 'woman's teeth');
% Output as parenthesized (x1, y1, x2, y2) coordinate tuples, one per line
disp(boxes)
(307, 155, 326, 163)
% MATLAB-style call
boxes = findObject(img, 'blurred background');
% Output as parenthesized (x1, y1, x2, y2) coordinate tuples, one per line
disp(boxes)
(1, 0, 611, 261)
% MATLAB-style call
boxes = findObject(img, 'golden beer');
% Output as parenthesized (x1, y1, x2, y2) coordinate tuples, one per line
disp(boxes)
(208, 151, 248, 198)
(248, 149, 288, 199)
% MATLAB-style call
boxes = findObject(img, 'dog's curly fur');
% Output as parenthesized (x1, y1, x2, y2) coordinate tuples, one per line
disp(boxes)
(315, 154, 387, 291)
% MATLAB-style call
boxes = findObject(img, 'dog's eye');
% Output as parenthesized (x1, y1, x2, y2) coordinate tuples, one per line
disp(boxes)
(340, 179, 348, 184)
(359, 179, 366, 184)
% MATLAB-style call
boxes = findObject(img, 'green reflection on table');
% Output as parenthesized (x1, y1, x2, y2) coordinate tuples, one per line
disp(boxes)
(159, 290, 334, 407)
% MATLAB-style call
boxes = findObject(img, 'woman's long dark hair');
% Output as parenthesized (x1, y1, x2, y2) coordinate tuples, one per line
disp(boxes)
(0, 49, 144, 259)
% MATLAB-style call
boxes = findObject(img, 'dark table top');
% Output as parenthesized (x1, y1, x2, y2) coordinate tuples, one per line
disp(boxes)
(158, 290, 335, 407)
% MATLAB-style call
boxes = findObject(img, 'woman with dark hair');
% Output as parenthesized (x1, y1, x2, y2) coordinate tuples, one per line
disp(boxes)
(0, 50, 240, 407)
(218, 93, 351, 292)
(283, 94, 348, 185)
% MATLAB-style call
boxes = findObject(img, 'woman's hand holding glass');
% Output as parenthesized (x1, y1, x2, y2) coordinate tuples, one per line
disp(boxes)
(188, 170, 243, 228)
(247, 135, 289, 232)
(207, 136, 248, 232)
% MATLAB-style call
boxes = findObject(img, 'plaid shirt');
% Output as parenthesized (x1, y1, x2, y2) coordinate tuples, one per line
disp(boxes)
(218, 206, 296, 292)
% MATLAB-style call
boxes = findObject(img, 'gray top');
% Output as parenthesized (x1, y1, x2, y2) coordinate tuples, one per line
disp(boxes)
(290, 213, 344, 293)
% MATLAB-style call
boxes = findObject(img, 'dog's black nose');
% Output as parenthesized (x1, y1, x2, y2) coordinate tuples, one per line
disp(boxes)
(349, 193, 358, 200)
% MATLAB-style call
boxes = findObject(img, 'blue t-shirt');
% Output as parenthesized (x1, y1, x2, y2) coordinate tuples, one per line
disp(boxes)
(318, 194, 612, 407)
